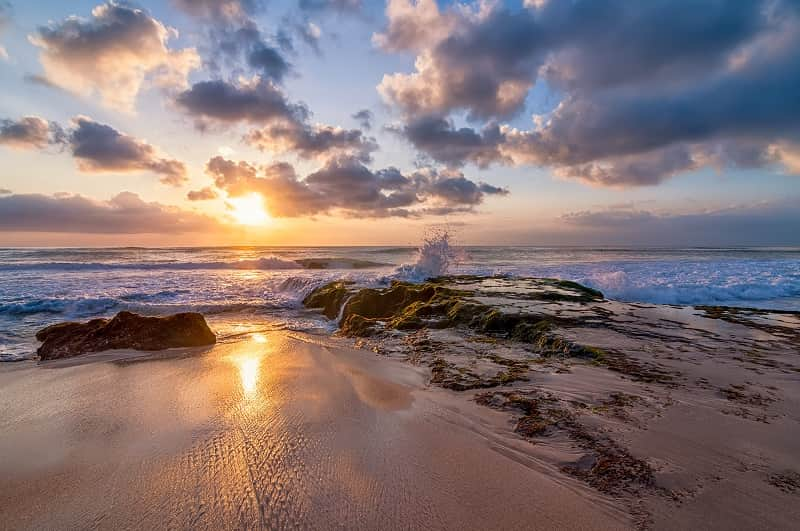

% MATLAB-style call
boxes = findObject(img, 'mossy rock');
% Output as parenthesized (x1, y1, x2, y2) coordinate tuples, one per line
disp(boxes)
(340, 314, 379, 336)
(303, 281, 355, 319)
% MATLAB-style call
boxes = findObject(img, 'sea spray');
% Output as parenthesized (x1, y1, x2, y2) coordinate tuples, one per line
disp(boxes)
(394, 230, 461, 281)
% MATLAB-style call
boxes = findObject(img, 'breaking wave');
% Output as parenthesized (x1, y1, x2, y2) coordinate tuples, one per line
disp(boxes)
(394, 230, 460, 281)
(578, 268, 800, 308)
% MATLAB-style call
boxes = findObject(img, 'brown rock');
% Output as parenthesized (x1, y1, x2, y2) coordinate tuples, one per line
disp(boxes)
(36, 311, 216, 360)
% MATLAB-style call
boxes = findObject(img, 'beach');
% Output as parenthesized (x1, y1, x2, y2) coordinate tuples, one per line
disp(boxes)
(0, 332, 628, 530)
(1, 246, 800, 529)
(2, 287, 800, 530)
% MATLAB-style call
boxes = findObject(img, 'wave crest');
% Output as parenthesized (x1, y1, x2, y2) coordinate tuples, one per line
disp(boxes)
(395, 230, 458, 281)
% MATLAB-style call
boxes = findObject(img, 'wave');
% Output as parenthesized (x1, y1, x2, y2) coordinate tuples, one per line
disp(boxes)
(394, 230, 458, 281)
(0, 296, 287, 318)
(579, 269, 800, 307)
(294, 258, 390, 269)
(0, 297, 119, 317)
(0, 256, 393, 272)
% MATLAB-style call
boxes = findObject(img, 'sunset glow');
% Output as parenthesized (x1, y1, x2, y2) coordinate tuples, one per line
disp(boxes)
(228, 193, 270, 226)
(1, 3, 799, 529)
(0, 0, 795, 246)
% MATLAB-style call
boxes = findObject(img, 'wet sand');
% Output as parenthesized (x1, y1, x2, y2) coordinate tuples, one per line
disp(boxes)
(0, 332, 629, 530)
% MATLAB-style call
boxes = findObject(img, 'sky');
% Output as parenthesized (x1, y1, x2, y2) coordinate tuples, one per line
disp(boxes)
(0, 0, 798, 246)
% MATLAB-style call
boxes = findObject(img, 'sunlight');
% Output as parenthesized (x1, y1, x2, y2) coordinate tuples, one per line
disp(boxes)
(225, 334, 270, 397)
(238, 355, 260, 396)
(228, 193, 270, 226)
(227, 350, 262, 397)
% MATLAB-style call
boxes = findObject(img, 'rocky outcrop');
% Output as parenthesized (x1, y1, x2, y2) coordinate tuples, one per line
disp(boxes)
(303, 276, 604, 356)
(36, 311, 216, 360)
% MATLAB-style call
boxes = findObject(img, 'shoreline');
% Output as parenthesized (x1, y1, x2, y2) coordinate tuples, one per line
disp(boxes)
(0, 331, 630, 530)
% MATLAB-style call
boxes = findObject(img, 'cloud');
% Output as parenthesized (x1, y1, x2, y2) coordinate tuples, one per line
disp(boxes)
(172, 0, 262, 20)
(376, 1, 539, 120)
(294, 20, 322, 54)
(378, 0, 800, 186)
(245, 120, 377, 161)
(0, 115, 188, 185)
(559, 199, 800, 246)
(173, 0, 291, 82)
(352, 109, 373, 130)
(175, 77, 308, 127)
(0, 192, 219, 233)
(67, 117, 188, 186)
(177, 77, 378, 162)
(29, 1, 200, 112)
(187, 186, 219, 200)
(205, 155, 508, 218)
(400, 115, 505, 168)
(0, 116, 64, 149)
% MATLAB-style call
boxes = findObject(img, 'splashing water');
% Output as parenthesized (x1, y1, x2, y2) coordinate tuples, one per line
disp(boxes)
(394, 230, 458, 281)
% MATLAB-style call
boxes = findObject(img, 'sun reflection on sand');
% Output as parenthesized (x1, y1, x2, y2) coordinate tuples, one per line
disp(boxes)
(227, 333, 270, 398)
(238, 356, 260, 396)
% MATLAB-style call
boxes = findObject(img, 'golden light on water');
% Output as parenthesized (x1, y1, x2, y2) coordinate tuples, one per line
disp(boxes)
(228, 193, 270, 226)
(238, 356, 260, 396)
(227, 333, 270, 397)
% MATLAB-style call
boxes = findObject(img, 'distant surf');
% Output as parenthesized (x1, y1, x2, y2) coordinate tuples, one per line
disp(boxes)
(0, 256, 391, 272)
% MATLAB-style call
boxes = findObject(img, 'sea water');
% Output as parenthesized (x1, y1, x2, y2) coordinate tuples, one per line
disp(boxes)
(1, 239, 799, 360)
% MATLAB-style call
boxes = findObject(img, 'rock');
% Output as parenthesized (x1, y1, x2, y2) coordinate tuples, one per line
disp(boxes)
(302, 281, 355, 319)
(303, 277, 601, 354)
(36, 311, 216, 360)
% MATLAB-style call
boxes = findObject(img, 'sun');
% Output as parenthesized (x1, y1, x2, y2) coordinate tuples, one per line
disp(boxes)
(228, 193, 270, 226)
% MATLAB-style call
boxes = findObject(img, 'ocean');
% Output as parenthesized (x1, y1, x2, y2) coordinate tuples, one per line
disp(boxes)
(2, 241, 799, 361)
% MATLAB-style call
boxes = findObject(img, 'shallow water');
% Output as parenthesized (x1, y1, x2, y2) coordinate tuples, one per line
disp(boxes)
(1, 245, 798, 360)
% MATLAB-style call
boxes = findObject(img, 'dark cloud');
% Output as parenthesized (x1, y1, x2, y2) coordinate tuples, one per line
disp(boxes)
(175, 78, 308, 127)
(379, 0, 800, 185)
(187, 187, 219, 200)
(0, 116, 64, 149)
(377, 2, 542, 120)
(0, 192, 219, 234)
(401, 115, 505, 168)
(425, 173, 509, 205)
(205, 155, 508, 218)
(207, 21, 291, 82)
(247, 40, 291, 81)
(245, 120, 377, 161)
(68, 117, 188, 186)
(173, 0, 291, 82)
(352, 109, 373, 130)
(177, 77, 379, 162)
(29, 1, 199, 111)
(378, 0, 769, 119)
(0, 114, 188, 185)
(560, 199, 800, 246)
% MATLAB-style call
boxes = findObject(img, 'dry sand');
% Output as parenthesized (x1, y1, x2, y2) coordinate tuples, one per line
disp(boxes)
(0, 332, 629, 530)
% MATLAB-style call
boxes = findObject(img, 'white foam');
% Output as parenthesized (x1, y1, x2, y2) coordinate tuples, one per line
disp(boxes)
(394, 230, 457, 281)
